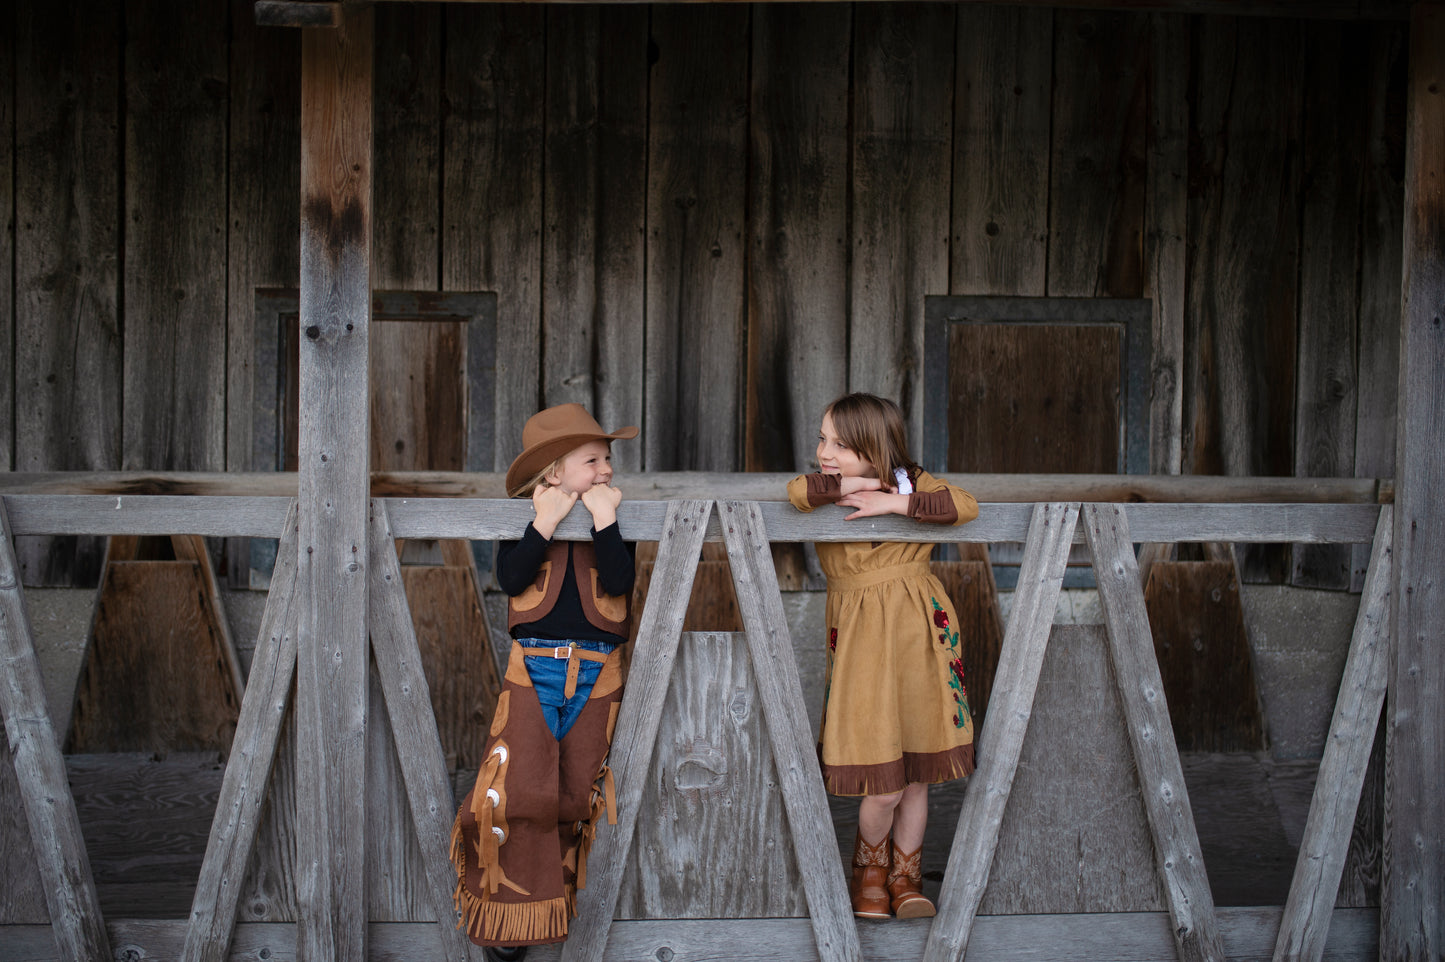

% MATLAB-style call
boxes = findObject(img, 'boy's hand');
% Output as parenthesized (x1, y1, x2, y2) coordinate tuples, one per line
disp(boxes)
(839, 476, 887, 496)
(838, 489, 908, 521)
(532, 484, 578, 539)
(581, 483, 623, 529)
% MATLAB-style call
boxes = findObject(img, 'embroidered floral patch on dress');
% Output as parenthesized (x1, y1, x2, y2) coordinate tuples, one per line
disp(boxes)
(932, 597, 970, 728)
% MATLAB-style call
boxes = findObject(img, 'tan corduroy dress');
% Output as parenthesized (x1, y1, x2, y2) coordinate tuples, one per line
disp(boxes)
(788, 469, 979, 797)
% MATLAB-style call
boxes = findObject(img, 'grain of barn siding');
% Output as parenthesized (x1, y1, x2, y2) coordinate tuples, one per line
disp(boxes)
(123, 0, 229, 473)
(0, 10, 12, 477)
(14, 0, 121, 588)
(1047, 9, 1148, 299)
(746, 5, 850, 474)
(0, 732, 47, 923)
(849, 3, 955, 443)
(647, 6, 748, 472)
(441, 5, 545, 471)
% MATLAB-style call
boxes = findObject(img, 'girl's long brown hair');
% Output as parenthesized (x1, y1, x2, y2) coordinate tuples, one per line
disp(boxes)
(824, 393, 920, 488)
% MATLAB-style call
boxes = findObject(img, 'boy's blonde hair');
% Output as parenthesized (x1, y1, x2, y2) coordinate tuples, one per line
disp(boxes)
(824, 393, 919, 487)
(509, 458, 562, 498)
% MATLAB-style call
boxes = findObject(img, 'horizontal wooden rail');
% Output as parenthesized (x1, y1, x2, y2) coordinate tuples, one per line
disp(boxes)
(0, 494, 1384, 544)
(0, 470, 1392, 504)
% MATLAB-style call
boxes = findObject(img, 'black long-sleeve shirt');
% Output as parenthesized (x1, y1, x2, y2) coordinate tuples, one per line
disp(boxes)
(496, 520, 636, 643)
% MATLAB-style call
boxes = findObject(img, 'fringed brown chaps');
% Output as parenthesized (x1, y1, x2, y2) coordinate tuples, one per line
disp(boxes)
(451, 643, 623, 947)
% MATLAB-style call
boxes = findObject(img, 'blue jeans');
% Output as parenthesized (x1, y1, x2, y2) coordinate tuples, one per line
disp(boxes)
(521, 639, 618, 740)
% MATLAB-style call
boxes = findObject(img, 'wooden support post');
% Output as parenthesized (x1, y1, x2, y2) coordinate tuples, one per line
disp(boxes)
(0, 500, 112, 960)
(183, 502, 301, 962)
(719, 501, 861, 962)
(1084, 503, 1224, 962)
(1386, 4, 1445, 957)
(1274, 506, 1392, 962)
(366, 501, 480, 962)
(923, 502, 1078, 962)
(296, 8, 373, 960)
(563, 500, 712, 962)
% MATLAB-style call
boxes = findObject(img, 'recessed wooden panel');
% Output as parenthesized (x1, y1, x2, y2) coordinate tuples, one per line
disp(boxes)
(370, 319, 466, 472)
(947, 322, 1121, 474)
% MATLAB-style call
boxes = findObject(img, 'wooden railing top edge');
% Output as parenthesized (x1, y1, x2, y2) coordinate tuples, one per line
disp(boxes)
(1, 494, 1385, 544)
(0, 470, 1394, 505)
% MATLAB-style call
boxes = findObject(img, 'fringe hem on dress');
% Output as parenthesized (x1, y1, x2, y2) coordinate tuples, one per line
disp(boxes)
(821, 742, 975, 797)
(455, 889, 570, 947)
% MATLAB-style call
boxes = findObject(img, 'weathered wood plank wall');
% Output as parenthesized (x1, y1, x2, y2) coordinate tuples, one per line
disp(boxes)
(0, 0, 1407, 589)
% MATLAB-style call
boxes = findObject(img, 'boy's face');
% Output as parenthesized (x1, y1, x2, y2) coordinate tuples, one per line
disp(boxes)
(816, 412, 876, 479)
(545, 439, 614, 495)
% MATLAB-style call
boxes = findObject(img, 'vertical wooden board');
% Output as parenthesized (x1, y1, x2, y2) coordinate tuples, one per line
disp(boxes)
(849, 3, 954, 442)
(369, 319, 466, 472)
(227, 0, 301, 478)
(594, 7, 649, 474)
(1336, 719, 1384, 908)
(0, 6, 13, 474)
(400, 565, 500, 771)
(1351, 24, 1406, 592)
(947, 323, 1122, 474)
(0, 727, 49, 923)
(982, 625, 1165, 915)
(65, 561, 242, 753)
(646, 6, 748, 471)
(441, 4, 545, 470)
(617, 631, 806, 920)
(930, 560, 1003, 729)
(238, 707, 299, 923)
(950, 5, 1052, 297)
(122, 0, 229, 471)
(365, 665, 430, 922)
(631, 543, 744, 641)
(1146, 13, 1189, 475)
(297, 10, 373, 957)
(1292, 21, 1366, 591)
(746, 5, 850, 474)
(1184, 16, 1304, 584)
(1047, 10, 1148, 298)
(14, 0, 121, 587)
(1386, 6, 1445, 957)
(373, 1, 440, 292)
(1142, 561, 1264, 752)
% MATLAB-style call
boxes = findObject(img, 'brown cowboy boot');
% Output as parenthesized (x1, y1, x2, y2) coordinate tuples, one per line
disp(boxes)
(849, 830, 892, 919)
(887, 841, 935, 918)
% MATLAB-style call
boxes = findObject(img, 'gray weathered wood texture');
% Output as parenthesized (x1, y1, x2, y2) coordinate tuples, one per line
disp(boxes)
(1084, 503, 1224, 962)
(746, 4, 849, 474)
(951, 4, 1051, 297)
(848, 2, 954, 444)
(981, 624, 1165, 914)
(365, 503, 479, 959)
(0, 7, 11, 476)
(646, 5, 748, 472)
(295, 10, 372, 960)
(0, 721, 47, 924)
(719, 501, 861, 962)
(1273, 507, 1392, 962)
(122, 0, 228, 474)
(1384, 6, 1445, 957)
(923, 503, 1079, 962)
(0, 906, 1389, 962)
(13, 0, 121, 588)
(617, 631, 806, 920)
(1146, 11, 1188, 475)
(0, 501, 112, 960)
(562, 500, 713, 962)
(183, 503, 300, 962)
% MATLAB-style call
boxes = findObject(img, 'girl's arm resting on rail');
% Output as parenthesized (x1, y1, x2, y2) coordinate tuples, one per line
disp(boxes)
(788, 473, 843, 511)
(908, 472, 980, 526)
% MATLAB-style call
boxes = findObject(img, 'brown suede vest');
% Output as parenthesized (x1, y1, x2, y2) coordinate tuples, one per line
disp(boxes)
(506, 539, 631, 637)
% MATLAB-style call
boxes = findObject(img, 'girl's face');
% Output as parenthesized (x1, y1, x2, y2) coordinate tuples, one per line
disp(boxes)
(545, 439, 614, 495)
(816, 412, 876, 478)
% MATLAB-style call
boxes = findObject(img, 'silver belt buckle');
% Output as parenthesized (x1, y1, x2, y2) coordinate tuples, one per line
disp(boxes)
(553, 646, 571, 659)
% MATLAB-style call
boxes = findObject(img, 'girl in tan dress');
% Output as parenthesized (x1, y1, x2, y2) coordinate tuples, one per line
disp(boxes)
(787, 393, 979, 921)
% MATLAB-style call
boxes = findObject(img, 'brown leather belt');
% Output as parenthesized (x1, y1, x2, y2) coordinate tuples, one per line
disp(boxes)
(521, 643, 612, 699)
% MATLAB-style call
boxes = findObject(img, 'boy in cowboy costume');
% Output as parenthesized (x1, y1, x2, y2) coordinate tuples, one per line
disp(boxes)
(451, 404, 637, 958)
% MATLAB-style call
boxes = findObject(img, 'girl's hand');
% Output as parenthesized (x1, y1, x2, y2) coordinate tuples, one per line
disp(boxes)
(838, 489, 909, 520)
(531, 483, 578, 539)
(580, 483, 623, 529)
(838, 475, 888, 496)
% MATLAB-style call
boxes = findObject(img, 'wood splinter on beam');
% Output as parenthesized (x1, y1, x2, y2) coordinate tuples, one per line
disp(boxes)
(255, 1, 340, 30)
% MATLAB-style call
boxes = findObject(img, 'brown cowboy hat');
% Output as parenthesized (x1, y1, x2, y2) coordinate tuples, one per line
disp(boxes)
(505, 403, 638, 495)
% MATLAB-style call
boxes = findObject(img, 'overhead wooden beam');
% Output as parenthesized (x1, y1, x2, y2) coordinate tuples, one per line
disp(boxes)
(296, 6, 372, 960)
(1385, 4, 1445, 959)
